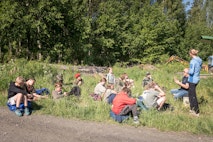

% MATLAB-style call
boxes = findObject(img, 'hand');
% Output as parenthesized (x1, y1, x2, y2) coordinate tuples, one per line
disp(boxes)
(174, 77, 179, 84)
(63, 92, 69, 96)
(154, 85, 160, 90)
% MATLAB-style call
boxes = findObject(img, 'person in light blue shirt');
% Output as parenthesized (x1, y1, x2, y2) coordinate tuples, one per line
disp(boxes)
(188, 49, 202, 117)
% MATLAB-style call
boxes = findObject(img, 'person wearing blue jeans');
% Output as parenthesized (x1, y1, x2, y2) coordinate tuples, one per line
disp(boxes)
(170, 68, 189, 100)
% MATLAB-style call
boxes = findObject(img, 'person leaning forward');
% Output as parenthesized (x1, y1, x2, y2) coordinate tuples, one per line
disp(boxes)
(7, 76, 31, 117)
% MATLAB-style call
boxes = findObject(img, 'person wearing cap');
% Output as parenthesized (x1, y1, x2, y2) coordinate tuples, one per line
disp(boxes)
(142, 72, 153, 88)
(74, 73, 83, 86)
(69, 73, 83, 97)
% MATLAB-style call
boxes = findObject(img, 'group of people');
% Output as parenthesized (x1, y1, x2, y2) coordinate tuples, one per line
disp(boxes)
(7, 77, 48, 116)
(52, 73, 83, 99)
(7, 49, 202, 121)
(170, 49, 202, 117)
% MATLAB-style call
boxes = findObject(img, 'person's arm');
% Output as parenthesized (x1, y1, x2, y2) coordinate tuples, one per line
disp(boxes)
(174, 78, 189, 89)
(189, 61, 195, 75)
(9, 83, 28, 95)
(52, 91, 64, 99)
(154, 85, 165, 97)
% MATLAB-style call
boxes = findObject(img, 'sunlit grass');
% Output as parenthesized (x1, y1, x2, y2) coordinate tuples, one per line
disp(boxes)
(0, 60, 212, 135)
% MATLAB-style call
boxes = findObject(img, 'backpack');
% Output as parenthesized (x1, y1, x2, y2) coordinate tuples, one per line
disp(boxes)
(7, 101, 32, 112)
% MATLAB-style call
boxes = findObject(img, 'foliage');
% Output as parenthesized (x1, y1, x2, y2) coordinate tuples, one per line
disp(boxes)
(0, 0, 212, 65)
(0, 61, 213, 135)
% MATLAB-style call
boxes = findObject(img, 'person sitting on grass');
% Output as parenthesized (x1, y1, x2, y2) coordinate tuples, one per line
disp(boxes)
(7, 76, 31, 117)
(170, 68, 189, 100)
(92, 77, 107, 101)
(52, 82, 69, 99)
(102, 84, 117, 104)
(141, 82, 166, 111)
(69, 73, 83, 97)
(111, 87, 140, 124)
(115, 73, 134, 92)
(25, 78, 48, 101)
(142, 72, 154, 88)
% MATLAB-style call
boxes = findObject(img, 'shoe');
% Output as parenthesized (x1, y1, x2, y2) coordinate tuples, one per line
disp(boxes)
(190, 112, 199, 117)
(24, 108, 30, 116)
(15, 109, 22, 117)
(133, 116, 140, 124)
(189, 111, 199, 117)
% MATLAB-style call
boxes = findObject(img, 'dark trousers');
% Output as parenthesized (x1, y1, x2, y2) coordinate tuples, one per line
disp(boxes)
(119, 104, 138, 117)
(188, 83, 199, 114)
(107, 93, 116, 104)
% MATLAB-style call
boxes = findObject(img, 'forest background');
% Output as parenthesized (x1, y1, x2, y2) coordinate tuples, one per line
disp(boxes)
(0, 0, 213, 66)
(0, 0, 213, 135)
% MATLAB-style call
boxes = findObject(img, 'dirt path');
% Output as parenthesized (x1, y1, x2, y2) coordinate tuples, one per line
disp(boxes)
(0, 107, 212, 142)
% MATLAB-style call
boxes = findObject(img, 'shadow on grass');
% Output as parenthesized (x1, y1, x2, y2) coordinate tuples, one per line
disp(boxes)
(31, 101, 43, 111)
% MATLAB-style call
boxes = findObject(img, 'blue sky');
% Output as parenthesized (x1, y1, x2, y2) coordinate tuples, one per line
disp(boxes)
(182, 0, 193, 11)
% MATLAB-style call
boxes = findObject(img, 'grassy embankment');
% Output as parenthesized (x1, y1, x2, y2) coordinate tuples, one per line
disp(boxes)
(0, 59, 212, 135)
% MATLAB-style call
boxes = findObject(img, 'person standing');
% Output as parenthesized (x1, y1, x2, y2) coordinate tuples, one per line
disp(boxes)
(188, 49, 202, 117)
(106, 67, 116, 85)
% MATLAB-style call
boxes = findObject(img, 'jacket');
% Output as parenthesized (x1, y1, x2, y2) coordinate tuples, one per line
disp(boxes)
(8, 82, 28, 99)
(188, 56, 202, 84)
(112, 91, 136, 115)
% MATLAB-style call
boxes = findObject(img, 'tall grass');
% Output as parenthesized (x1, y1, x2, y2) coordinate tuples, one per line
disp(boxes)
(0, 60, 213, 135)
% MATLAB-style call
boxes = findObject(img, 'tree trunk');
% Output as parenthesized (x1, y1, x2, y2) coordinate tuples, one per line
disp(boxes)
(37, 26, 42, 60)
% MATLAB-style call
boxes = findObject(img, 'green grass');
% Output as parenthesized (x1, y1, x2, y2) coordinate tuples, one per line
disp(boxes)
(0, 60, 213, 135)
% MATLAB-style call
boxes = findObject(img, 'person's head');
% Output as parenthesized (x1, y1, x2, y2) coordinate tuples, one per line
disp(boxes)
(15, 76, 25, 87)
(144, 82, 156, 90)
(122, 87, 132, 96)
(55, 82, 62, 92)
(183, 68, 189, 77)
(189, 49, 199, 57)
(26, 78, 36, 86)
(108, 67, 113, 73)
(146, 72, 151, 78)
(75, 73, 81, 80)
(100, 78, 106, 85)
(120, 73, 128, 80)
(107, 84, 114, 89)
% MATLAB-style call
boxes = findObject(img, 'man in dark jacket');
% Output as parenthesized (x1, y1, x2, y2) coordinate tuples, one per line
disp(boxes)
(8, 76, 30, 117)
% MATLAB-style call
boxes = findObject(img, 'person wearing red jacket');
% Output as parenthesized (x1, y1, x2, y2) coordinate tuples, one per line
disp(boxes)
(112, 87, 139, 124)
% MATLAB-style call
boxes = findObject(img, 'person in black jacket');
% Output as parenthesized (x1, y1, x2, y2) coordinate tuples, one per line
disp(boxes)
(8, 76, 30, 117)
